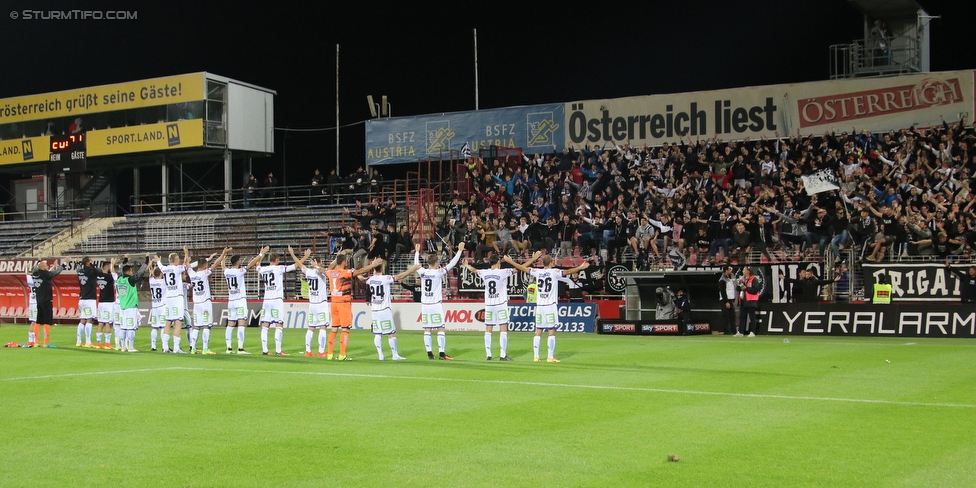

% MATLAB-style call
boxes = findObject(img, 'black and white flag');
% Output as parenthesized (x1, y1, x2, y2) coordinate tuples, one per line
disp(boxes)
(460, 142, 472, 159)
(800, 169, 840, 195)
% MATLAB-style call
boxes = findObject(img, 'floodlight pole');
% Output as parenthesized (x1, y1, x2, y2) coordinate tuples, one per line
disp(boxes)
(336, 44, 340, 177)
(473, 28, 479, 111)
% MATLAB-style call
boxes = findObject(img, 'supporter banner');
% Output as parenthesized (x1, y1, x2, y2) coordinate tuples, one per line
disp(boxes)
(459, 266, 530, 296)
(596, 319, 711, 335)
(800, 169, 840, 195)
(365, 104, 565, 165)
(87, 119, 204, 156)
(862, 263, 961, 302)
(0, 136, 51, 166)
(0, 73, 206, 124)
(565, 70, 973, 146)
(760, 303, 976, 338)
(208, 300, 596, 333)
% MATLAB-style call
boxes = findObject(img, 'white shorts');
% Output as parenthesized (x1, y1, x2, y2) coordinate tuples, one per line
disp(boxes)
(97, 302, 114, 324)
(227, 298, 248, 322)
(371, 308, 396, 335)
(28, 303, 37, 323)
(421, 304, 444, 329)
(149, 306, 166, 328)
(164, 296, 186, 323)
(120, 308, 141, 330)
(193, 301, 213, 327)
(484, 303, 509, 326)
(260, 298, 284, 324)
(113, 303, 122, 326)
(308, 302, 330, 328)
(535, 304, 559, 330)
(78, 299, 97, 320)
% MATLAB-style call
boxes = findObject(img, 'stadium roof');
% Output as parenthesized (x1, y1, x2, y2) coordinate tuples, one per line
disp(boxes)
(847, 0, 926, 18)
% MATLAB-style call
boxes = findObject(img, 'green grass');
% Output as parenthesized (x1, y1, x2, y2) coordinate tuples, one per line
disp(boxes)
(2, 325, 975, 487)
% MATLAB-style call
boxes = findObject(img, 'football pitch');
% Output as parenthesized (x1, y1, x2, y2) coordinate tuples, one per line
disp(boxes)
(2, 325, 975, 487)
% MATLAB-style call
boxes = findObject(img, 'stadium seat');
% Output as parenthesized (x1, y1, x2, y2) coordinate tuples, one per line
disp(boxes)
(65, 308, 76, 318)
(55, 307, 67, 318)
(12, 306, 25, 318)
(0, 306, 7, 317)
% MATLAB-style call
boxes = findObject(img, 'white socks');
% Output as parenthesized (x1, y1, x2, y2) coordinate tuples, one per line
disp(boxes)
(162, 333, 170, 352)
(225, 326, 234, 350)
(500, 331, 508, 358)
(547, 335, 556, 359)
(423, 331, 432, 352)
(389, 337, 399, 357)
(76, 323, 84, 343)
(533, 335, 541, 359)
(306, 329, 315, 353)
(374, 334, 384, 360)
(261, 327, 269, 353)
(202, 328, 210, 350)
(151, 328, 158, 349)
(484, 332, 492, 357)
(237, 326, 246, 350)
(84, 323, 92, 343)
(437, 331, 446, 353)
(274, 327, 283, 354)
(189, 328, 199, 350)
(317, 329, 327, 354)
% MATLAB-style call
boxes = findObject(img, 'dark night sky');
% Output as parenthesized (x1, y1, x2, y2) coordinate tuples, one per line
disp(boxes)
(1, 0, 974, 189)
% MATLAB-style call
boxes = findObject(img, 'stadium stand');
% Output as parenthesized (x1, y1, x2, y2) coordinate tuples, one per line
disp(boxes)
(0, 218, 79, 258)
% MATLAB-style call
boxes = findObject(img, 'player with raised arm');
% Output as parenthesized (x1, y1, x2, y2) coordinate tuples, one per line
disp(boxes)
(366, 260, 420, 360)
(31, 258, 67, 348)
(147, 257, 167, 351)
(95, 258, 118, 350)
(257, 246, 310, 356)
(463, 251, 540, 361)
(413, 241, 465, 360)
(325, 253, 384, 360)
(156, 247, 190, 353)
(115, 254, 149, 352)
(188, 247, 230, 355)
(26, 271, 38, 347)
(74, 257, 99, 347)
(299, 257, 332, 357)
(222, 248, 264, 354)
(505, 254, 589, 362)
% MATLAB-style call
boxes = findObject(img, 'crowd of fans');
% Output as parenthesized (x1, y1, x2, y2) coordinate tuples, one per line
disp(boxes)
(426, 116, 976, 270)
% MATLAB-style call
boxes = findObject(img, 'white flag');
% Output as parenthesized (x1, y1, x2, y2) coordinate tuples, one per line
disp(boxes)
(801, 169, 840, 195)
(460, 142, 471, 159)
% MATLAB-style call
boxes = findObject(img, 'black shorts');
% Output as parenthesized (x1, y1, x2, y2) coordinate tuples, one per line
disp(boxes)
(36, 302, 54, 325)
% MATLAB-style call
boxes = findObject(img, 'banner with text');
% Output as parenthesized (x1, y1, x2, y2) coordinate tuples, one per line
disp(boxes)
(86, 119, 204, 156)
(207, 300, 596, 333)
(861, 263, 963, 302)
(565, 70, 973, 147)
(0, 136, 51, 166)
(0, 73, 206, 124)
(365, 104, 565, 165)
(760, 303, 976, 337)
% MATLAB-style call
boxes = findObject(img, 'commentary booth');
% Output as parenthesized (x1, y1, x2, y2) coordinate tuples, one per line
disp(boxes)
(597, 269, 721, 336)
(0, 73, 275, 219)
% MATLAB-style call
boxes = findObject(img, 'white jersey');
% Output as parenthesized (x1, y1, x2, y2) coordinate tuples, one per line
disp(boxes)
(26, 275, 36, 306)
(302, 267, 328, 305)
(530, 268, 563, 307)
(224, 267, 247, 301)
(188, 268, 213, 302)
(112, 272, 121, 306)
(158, 264, 187, 298)
(416, 268, 448, 305)
(414, 250, 462, 305)
(366, 274, 395, 311)
(258, 264, 295, 301)
(149, 277, 166, 308)
(476, 268, 514, 306)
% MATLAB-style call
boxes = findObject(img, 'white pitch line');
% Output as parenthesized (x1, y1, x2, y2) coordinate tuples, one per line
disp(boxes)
(163, 366, 976, 409)
(0, 367, 184, 382)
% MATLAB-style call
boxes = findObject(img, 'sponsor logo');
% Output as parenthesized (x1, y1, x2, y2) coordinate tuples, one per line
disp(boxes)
(606, 265, 629, 294)
(654, 324, 679, 333)
(693, 323, 711, 332)
(426, 121, 454, 154)
(166, 123, 180, 147)
(613, 323, 635, 333)
(526, 112, 559, 147)
(474, 309, 485, 322)
(21, 140, 33, 161)
(798, 78, 963, 128)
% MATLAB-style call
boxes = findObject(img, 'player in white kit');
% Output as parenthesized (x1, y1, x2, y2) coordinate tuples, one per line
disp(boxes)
(187, 247, 230, 355)
(463, 251, 541, 360)
(413, 242, 465, 360)
(299, 257, 332, 357)
(505, 254, 589, 362)
(257, 245, 310, 356)
(366, 261, 421, 360)
(148, 259, 168, 351)
(26, 273, 38, 347)
(155, 247, 190, 353)
(222, 249, 265, 354)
